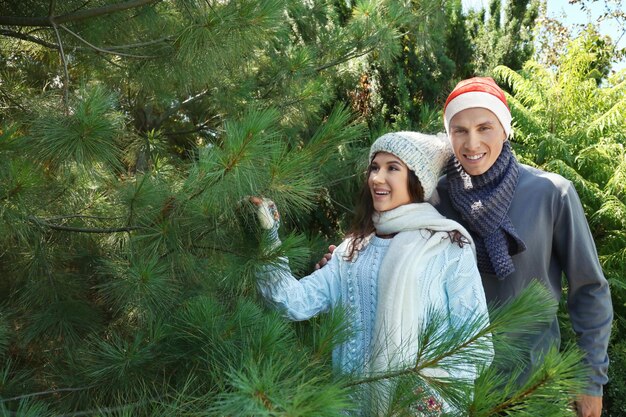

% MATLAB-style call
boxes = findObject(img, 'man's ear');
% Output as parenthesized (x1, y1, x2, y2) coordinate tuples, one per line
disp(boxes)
(506, 128, 514, 142)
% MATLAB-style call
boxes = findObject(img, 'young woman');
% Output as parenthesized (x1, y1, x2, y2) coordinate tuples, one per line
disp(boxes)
(252, 131, 492, 415)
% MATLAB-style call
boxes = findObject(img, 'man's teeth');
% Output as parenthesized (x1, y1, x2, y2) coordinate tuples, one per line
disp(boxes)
(466, 154, 484, 160)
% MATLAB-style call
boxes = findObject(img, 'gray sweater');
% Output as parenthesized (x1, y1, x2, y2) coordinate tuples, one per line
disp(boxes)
(436, 163, 613, 396)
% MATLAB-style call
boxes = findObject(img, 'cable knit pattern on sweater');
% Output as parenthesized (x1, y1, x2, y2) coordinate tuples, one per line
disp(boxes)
(258, 235, 391, 374)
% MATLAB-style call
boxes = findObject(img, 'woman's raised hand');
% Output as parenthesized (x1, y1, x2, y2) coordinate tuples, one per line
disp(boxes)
(248, 196, 280, 230)
(246, 197, 335, 264)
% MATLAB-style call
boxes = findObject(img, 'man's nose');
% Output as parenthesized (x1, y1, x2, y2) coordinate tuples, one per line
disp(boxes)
(465, 132, 481, 150)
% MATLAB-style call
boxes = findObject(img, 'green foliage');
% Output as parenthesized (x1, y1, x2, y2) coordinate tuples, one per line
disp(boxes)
(349, 282, 586, 416)
(1, 1, 404, 414)
(212, 361, 352, 416)
(97, 253, 180, 322)
(364, 0, 459, 132)
(605, 338, 626, 417)
(472, 346, 584, 417)
(445, 0, 475, 80)
(0, 315, 8, 358)
(0, 0, 611, 415)
(28, 85, 124, 172)
(0, 399, 50, 417)
(467, 0, 539, 75)
(362, 0, 541, 134)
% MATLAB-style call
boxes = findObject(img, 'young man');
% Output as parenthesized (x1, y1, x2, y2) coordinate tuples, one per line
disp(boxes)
(437, 77, 612, 417)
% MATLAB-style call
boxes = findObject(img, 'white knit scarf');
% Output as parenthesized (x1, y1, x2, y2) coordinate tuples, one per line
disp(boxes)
(369, 203, 474, 410)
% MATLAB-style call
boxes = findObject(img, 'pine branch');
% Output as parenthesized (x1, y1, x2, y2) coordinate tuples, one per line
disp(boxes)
(102, 36, 173, 50)
(0, 88, 27, 111)
(163, 120, 218, 137)
(346, 317, 491, 388)
(28, 216, 143, 233)
(58, 24, 157, 58)
(51, 21, 69, 113)
(0, 28, 171, 53)
(476, 345, 584, 417)
(45, 214, 126, 221)
(68, 1, 91, 16)
(0, 0, 160, 27)
(56, 401, 145, 417)
(485, 373, 552, 415)
(0, 28, 60, 49)
(187, 128, 256, 201)
(98, 53, 126, 69)
(191, 244, 245, 258)
(0, 386, 94, 403)
(157, 90, 210, 126)
(314, 46, 377, 72)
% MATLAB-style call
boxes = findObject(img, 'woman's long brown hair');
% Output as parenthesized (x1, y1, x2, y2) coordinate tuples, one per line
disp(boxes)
(344, 160, 424, 261)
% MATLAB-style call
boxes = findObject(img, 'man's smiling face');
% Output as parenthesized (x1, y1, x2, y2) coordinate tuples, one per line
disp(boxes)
(449, 107, 506, 176)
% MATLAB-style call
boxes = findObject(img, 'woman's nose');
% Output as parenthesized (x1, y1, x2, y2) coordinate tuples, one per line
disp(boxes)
(372, 172, 385, 184)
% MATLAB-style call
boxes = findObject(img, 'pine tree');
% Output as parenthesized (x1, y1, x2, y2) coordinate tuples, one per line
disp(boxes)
(364, 0, 458, 133)
(444, 0, 475, 81)
(1, 1, 587, 415)
(466, 0, 539, 75)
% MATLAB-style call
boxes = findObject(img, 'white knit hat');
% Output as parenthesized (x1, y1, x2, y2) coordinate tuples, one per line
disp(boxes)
(369, 131, 453, 202)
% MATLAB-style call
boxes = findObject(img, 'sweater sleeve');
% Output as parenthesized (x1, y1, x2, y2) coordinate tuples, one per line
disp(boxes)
(445, 244, 494, 382)
(256, 232, 342, 321)
(554, 182, 613, 396)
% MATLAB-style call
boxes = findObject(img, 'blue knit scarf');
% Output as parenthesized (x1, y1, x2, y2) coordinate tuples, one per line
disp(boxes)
(446, 141, 526, 279)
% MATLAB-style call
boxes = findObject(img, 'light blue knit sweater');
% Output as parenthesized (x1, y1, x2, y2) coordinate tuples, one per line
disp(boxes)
(258, 232, 489, 379)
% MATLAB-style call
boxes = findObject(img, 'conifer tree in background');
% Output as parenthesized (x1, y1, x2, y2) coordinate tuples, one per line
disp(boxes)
(363, 0, 458, 133)
(466, 0, 539, 75)
(445, 0, 475, 81)
(0, 1, 591, 415)
(359, 0, 539, 136)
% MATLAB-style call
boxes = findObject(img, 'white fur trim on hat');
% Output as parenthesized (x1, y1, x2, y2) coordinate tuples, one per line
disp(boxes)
(444, 91, 512, 137)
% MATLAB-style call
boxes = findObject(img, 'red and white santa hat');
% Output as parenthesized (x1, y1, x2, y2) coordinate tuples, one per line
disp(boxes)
(443, 77, 512, 138)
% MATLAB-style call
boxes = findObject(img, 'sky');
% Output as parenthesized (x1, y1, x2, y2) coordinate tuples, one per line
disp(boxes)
(462, 0, 626, 72)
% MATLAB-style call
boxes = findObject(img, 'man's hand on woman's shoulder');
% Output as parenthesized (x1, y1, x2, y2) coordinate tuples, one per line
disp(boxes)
(315, 245, 336, 270)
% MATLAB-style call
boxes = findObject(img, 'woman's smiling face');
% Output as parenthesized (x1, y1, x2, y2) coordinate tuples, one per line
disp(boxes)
(368, 152, 412, 212)
(449, 107, 506, 176)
